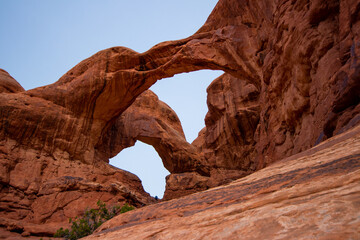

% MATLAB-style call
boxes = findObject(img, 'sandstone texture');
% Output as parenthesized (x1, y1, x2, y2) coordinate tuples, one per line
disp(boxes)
(0, 69, 24, 94)
(165, 0, 360, 199)
(85, 125, 360, 240)
(97, 90, 205, 175)
(196, 0, 360, 176)
(0, 70, 156, 237)
(1, 0, 360, 238)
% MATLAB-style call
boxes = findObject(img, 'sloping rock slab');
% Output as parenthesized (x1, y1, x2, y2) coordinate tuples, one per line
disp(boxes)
(85, 125, 360, 240)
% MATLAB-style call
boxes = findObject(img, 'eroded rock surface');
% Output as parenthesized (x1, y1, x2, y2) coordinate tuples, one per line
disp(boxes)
(1, 0, 360, 237)
(0, 70, 156, 237)
(0, 137, 154, 237)
(165, 73, 260, 199)
(0, 69, 24, 93)
(198, 0, 360, 170)
(97, 90, 205, 175)
(85, 125, 360, 240)
(165, 0, 360, 199)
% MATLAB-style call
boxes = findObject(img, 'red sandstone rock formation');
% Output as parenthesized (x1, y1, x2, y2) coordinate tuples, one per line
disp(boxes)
(97, 90, 206, 175)
(0, 69, 24, 93)
(200, 0, 360, 169)
(166, 0, 360, 199)
(1, 0, 360, 238)
(165, 74, 260, 199)
(0, 71, 155, 237)
(85, 125, 360, 240)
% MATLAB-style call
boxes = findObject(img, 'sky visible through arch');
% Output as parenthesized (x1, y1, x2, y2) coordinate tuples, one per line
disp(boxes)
(114, 69, 222, 198)
(0, 0, 222, 198)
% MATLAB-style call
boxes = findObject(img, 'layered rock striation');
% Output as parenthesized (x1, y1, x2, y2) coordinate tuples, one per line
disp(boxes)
(85, 125, 360, 240)
(0, 0, 360, 237)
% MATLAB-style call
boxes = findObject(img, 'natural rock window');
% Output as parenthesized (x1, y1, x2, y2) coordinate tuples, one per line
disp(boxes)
(151, 70, 224, 142)
(110, 141, 169, 198)
(109, 70, 223, 198)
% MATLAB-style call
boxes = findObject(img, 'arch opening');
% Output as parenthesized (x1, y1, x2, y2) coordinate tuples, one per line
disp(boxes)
(110, 141, 169, 199)
(109, 70, 223, 199)
(150, 70, 224, 143)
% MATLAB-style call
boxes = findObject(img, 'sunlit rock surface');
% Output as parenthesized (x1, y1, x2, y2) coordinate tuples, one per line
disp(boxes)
(85, 125, 360, 240)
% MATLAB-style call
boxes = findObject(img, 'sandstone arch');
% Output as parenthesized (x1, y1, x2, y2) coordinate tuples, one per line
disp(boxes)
(97, 89, 208, 175)
(1, 0, 360, 237)
(21, 23, 262, 164)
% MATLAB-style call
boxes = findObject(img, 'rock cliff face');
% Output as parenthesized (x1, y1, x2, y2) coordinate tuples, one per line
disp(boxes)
(0, 0, 360, 238)
(165, 0, 360, 198)
(0, 71, 157, 237)
(202, 0, 360, 170)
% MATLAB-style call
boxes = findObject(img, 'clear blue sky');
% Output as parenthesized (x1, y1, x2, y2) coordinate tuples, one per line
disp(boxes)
(0, 0, 222, 198)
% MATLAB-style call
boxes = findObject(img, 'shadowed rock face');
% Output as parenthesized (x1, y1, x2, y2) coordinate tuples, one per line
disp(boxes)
(0, 0, 360, 237)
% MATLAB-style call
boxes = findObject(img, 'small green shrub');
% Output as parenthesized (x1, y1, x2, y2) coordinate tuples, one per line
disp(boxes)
(54, 201, 134, 240)
(119, 203, 135, 213)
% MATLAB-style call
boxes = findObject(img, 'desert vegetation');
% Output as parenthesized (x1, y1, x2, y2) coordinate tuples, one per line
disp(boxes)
(54, 201, 134, 240)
